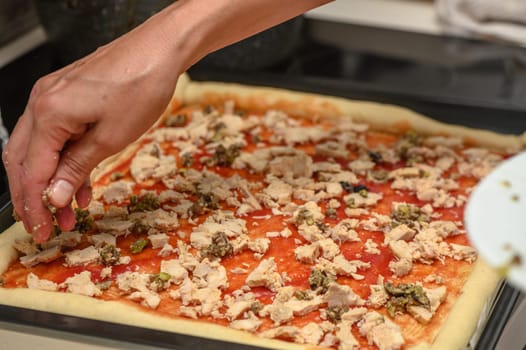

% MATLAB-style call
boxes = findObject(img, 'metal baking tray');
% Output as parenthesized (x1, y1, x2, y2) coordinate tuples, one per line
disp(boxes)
(1, 37, 524, 346)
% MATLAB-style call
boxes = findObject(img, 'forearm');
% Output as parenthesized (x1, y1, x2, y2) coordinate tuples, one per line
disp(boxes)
(3, 0, 331, 241)
(150, 0, 332, 72)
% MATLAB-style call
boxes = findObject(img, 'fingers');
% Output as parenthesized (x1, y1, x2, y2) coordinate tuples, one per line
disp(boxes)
(19, 80, 79, 240)
(55, 206, 76, 232)
(48, 126, 110, 209)
(75, 181, 92, 209)
(24, 176, 54, 243)
(23, 124, 64, 241)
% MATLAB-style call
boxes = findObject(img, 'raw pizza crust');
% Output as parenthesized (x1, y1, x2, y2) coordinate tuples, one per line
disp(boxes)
(0, 74, 520, 350)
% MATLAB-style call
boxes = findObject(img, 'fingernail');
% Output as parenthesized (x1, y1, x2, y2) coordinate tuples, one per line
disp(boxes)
(49, 179, 74, 207)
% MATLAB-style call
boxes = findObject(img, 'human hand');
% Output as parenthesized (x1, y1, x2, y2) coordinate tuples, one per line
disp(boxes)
(3, 0, 331, 242)
(3, 9, 186, 242)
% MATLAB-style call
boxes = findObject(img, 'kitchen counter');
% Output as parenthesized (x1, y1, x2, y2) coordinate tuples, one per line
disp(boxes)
(306, 0, 441, 35)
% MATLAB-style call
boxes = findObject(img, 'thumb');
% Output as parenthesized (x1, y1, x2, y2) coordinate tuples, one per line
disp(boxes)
(48, 129, 115, 208)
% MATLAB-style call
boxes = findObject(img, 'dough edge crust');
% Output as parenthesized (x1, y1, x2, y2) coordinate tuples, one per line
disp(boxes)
(2, 74, 513, 349)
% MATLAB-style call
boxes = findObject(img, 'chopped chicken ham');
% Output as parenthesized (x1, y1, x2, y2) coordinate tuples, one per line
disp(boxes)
(148, 233, 170, 249)
(359, 311, 404, 350)
(264, 179, 293, 205)
(170, 277, 223, 316)
(100, 180, 135, 204)
(318, 238, 341, 260)
(160, 259, 188, 284)
(18, 245, 62, 268)
(368, 283, 389, 308)
(193, 259, 229, 289)
(330, 219, 360, 243)
(384, 224, 416, 243)
(26, 273, 58, 291)
(230, 312, 263, 332)
(61, 271, 101, 297)
(246, 258, 283, 292)
(336, 321, 360, 350)
(408, 286, 447, 323)
(268, 152, 313, 179)
(117, 271, 161, 309)
(64, 246, 99, 266)
(300, 322, 325, 345)
(41, 231, 82, 250)
(294, 242, 321, 264)
(260, 326, 304, 343)
(90, 233, 116, 248)
(324, 283, 365, 308)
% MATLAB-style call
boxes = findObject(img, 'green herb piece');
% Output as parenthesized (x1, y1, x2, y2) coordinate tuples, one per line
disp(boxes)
(129, 219, 150, 235)
(189, 192, 218, 217)
(326, 305, 349, 323)
(396, 130, 421, 161)
(326, 208, 337, 219)
(317, 222, 330, 234)
(181, 153, 194, 167)
(339, 181, 353, 193)
(369, 169, 389, 182)
(74, 208, 94, 233)
(346, 198, 356, 209)
(296, 208, 315, 226)
(130, 239, 149, 254)
(353, 184, 369, 193)
(250, 301, 264, 313)
(401, 130, 420, 145)
(358, 189, 369, 198)
(406, 154, 424, 166)
(368, 150, 383, 163)
(52, 225, 62, 237)
(110, 171, 124, 181)
(208, 144, 241, 167)
(234, 108, 246, 116)
(0, 278, 4, 287)
(391, 203, 428, 226)
(165, 114, 187, 127)
(99, 244, 120, 266)
(128, 193, 160, 213)
(150, 272, 172, 292)
(203, 105, 214, 114)
(308, 269, 335, 294)
(384, 282, 430, 318)
(97, 280, 112, 290)
(204, 231, 233, 259)
(208, 122, 227, 142)
(294, 290, 313, 301)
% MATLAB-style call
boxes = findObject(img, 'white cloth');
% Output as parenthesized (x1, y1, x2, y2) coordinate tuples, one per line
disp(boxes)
(436, 0, 526, 47)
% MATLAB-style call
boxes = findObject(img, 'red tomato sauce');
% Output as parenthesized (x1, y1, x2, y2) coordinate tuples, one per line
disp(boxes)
(1, 104, 501, 350)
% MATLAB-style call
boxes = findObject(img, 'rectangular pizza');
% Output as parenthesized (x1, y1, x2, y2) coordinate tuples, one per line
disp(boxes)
(0, 75, 523, 350)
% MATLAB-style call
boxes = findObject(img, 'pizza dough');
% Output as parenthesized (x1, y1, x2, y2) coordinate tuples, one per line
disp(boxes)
(0, 74, 521, 349)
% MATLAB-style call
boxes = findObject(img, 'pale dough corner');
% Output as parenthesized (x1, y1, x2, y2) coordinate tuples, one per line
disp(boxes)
(0, 74, 519, 349)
